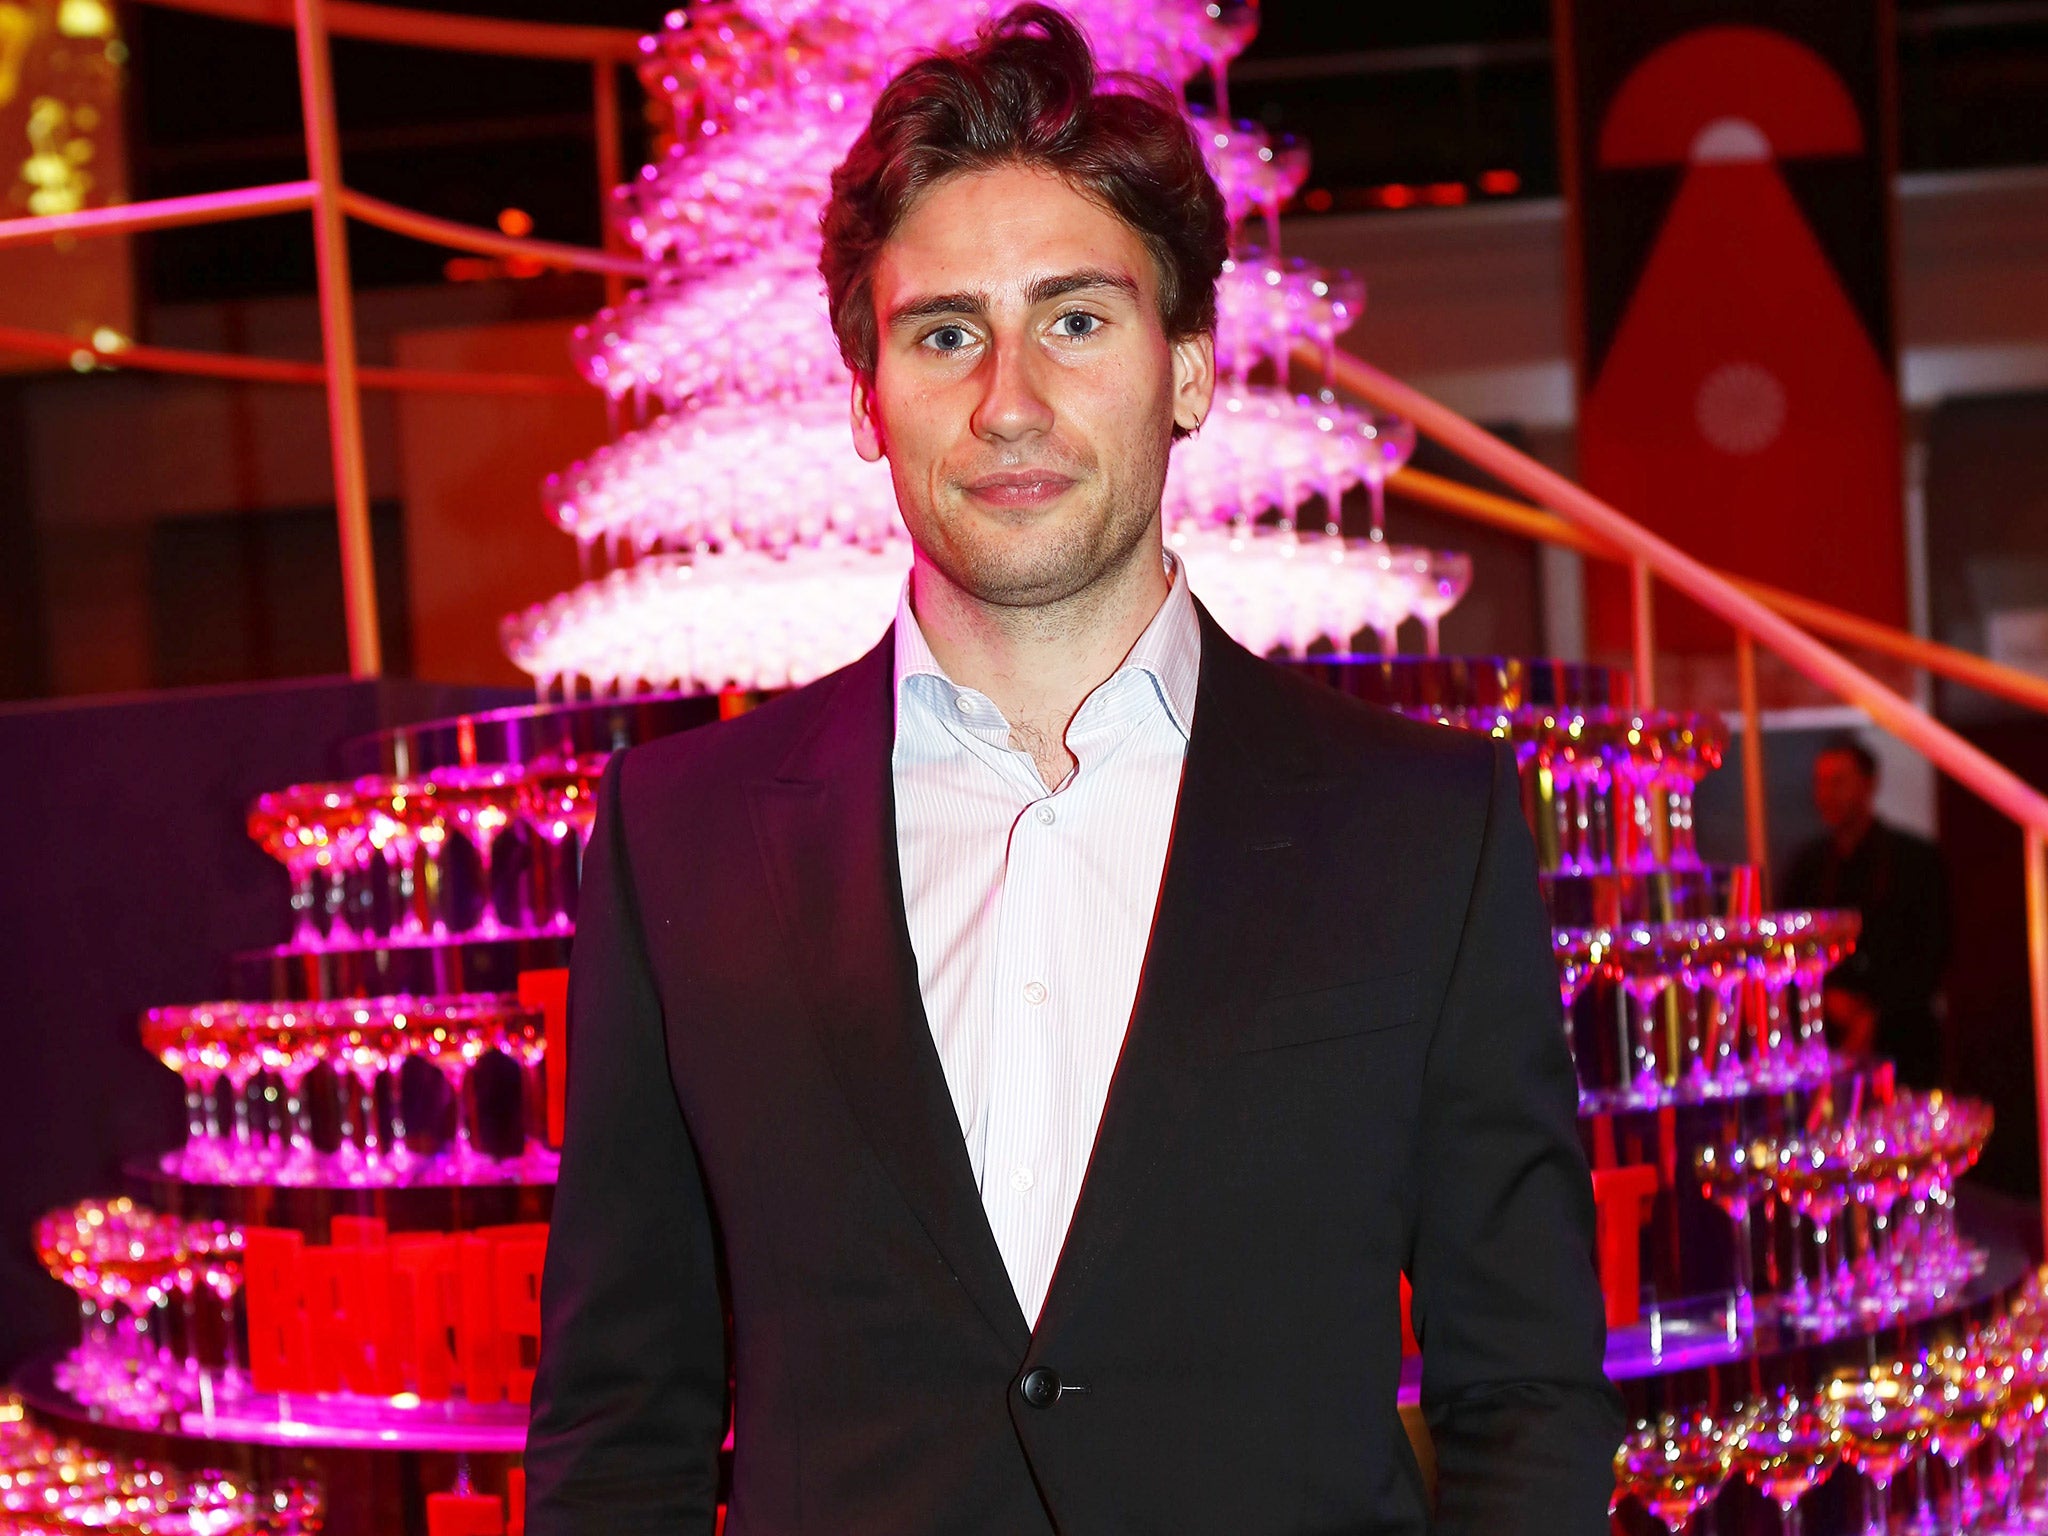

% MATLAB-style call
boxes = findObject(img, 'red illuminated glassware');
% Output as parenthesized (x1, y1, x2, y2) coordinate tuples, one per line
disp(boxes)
(1613, 1410, 1738, 1534)
(429, 763, 523, 938)
(1694, 1137, 1770, 1333)
(352, 775, 445, 942)
(1614, 922, 1677, 1104)
(1823, 1368, 1937, 1536)
(1730, 1391, 1840, 1536)
(247, 782, 356, 949)
(518, 755, 608, 928)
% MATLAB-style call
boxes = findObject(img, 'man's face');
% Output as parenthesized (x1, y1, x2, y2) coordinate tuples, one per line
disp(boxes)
(851, 163, 1214, 611)
(1812, 750, 1876, 833)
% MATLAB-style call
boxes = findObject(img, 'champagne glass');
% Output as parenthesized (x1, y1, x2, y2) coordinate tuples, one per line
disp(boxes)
(141, 1004, 231, 1179)
(519, 756, 607, 928)
(502, 1002, 554, 1178)
(1407, 550, 1472, 656)
(185, 1218, 246, 1401)
(1824, 1368, 1938, 1536)
(327, 1005, 395, 1186)
(247, 784, 350, 949)
(1553, 926, 1611, 1103)
(1922, 1342, 2006, 1533)
(1733, 1391, 1841, 1536)
(413, 1004, 494, 1181)
(431, 764, 522, 938)
(1350, 408, 1415, 542)
(251, 1008, 319, 1184)
(1616, 922, 1677, 1104)
(1695, 1138, 1768, 1335)
(1614, 1411, 1738, 1534)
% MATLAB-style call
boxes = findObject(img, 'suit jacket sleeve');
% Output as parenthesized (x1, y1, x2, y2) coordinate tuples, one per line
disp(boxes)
(1407, 741, 1626, 1534)
(525, 754, 728, 1536)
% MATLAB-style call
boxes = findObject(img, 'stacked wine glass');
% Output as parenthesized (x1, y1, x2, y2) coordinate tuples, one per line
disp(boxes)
(1692, 1090, 1995, 1339)
(34, 1198, 246, 1426)
(142, 994, 551, 1187)
(1613, 1263, 2048, 1535)
(248, 760, 606, 949)
(500, 0, 1470, 697)
(0, 1391, 320, 1534)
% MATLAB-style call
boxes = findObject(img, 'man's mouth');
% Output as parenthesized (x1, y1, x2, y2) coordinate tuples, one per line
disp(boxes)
(960, 471, 1078, 509)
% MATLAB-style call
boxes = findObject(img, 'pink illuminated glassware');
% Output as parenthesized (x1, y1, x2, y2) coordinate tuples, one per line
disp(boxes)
(519, 756, 607, 927)
(1614, 1411, 1738, 1534)
(141, 1006, 225, 1178)
(1351, 408, 1416, 543)
(353, 776, 442, 942)
(247, 784, 352, 949)
(431, 764, 522, 938)
(412, 1010, 495, 1180)
(1823, 1368, 1937, 1536)
(1732, 1392, 1841, 1536)
(1694, 1137, 1770, 1335)
(1615, 922, 1677, 1104)
(1407, 550, 1471, 657)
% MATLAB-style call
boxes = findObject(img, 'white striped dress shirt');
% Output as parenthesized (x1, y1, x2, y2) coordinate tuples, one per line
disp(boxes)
(891, 556, 1200, 1327)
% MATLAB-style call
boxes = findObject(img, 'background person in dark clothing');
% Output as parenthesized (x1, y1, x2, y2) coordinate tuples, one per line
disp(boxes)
(1782, 735, 1951, 1088)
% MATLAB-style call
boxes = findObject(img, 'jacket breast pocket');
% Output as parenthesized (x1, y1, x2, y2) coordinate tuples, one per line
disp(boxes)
(1234, 971, 1422, 1054)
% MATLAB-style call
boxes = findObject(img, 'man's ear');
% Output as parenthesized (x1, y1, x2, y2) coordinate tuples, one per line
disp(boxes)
(1171, 329, 1216, 436)
(850, 370, 885, 463)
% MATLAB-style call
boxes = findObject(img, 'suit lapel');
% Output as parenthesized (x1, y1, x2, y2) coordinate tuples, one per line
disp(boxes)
(1031, 611, 1325, 1347)
(745, 635, 1033, 1358)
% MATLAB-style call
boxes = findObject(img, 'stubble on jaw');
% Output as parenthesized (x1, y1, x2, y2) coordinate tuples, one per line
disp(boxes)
(900, 415, 1175, 644)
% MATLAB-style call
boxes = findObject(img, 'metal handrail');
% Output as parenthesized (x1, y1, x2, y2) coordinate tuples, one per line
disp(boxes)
(1387, 465, 2048, 718)
(8, 0, 2042, 1242)
(1320, 346, 2048, 1249)
(143, 0, 642, 60)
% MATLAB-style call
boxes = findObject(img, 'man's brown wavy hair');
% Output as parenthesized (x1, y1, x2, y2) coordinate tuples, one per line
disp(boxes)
(820, 3, 1228, 434)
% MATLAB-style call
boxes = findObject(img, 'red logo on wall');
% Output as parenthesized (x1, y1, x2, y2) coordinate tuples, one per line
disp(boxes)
(1562, 16, 1907, 654)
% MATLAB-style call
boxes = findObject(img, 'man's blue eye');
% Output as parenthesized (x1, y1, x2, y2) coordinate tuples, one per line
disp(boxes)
(1058, 313, 1098, 337)
(930, 326, 967, 350)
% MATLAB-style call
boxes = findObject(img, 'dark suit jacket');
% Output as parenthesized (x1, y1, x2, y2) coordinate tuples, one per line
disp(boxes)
(525, 609, 1625, 1535)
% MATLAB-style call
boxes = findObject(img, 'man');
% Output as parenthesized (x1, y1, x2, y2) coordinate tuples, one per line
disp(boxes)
(1782, 735, 1951, 1089)
(525, 8, 1623, 1532)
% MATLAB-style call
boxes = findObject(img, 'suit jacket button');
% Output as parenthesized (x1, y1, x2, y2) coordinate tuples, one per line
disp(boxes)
(1020, 1367, 1061, 1408)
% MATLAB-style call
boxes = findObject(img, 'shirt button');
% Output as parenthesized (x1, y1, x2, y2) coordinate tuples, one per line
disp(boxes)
(1022, 981, 1047, 1006)
(1010, 1166, 1035, 1192)
(954, 694, 974, 715)
(1035, 804, 1056, 825)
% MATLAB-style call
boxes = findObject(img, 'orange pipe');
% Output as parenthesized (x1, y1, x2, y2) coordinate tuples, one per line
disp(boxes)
(0, 181, 316, 250)
(0, 325, 581, 393)
(338, 187, 656, 278)
(1390, 458, 2048, 719)
(297, 0, 380, 679)
(1735, 632, 1770, 898)
(594, 60, 626, 310)
(143, 0, 642, 60)
(1324, 346, 2048, 834)
(2029, 830, 2048, 1257)
(1631, 559, 1656, 709)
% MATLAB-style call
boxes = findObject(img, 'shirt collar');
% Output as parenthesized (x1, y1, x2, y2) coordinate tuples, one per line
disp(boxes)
(893, 550, 1200, 741)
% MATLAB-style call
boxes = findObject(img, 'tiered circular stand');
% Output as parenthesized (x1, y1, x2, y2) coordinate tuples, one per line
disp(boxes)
(11, 664, 2013, 1536)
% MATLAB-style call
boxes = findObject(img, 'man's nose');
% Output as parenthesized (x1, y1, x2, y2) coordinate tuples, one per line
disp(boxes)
(970, 338, 1055, 443)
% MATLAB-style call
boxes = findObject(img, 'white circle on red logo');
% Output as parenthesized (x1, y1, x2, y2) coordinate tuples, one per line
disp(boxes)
(1695, 362, 1789, 456)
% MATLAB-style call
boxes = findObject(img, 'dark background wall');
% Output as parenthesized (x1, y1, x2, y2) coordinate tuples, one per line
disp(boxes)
(0, 677, 521, 1374)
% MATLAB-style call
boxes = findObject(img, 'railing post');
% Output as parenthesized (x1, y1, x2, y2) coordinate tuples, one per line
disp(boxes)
(2028, 829, 2048, 1260)
(1630, 557, 1656, 708)
(593, 59, 624, 311)
(295, 0, 382, 678)
(1735, 631, 1770, 900)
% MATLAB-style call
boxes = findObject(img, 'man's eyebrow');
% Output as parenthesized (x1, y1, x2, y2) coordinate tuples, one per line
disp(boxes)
(886, 290, 990, 329)
(1024, 268, 1141, 307)
(884, 269, 1142, 331)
